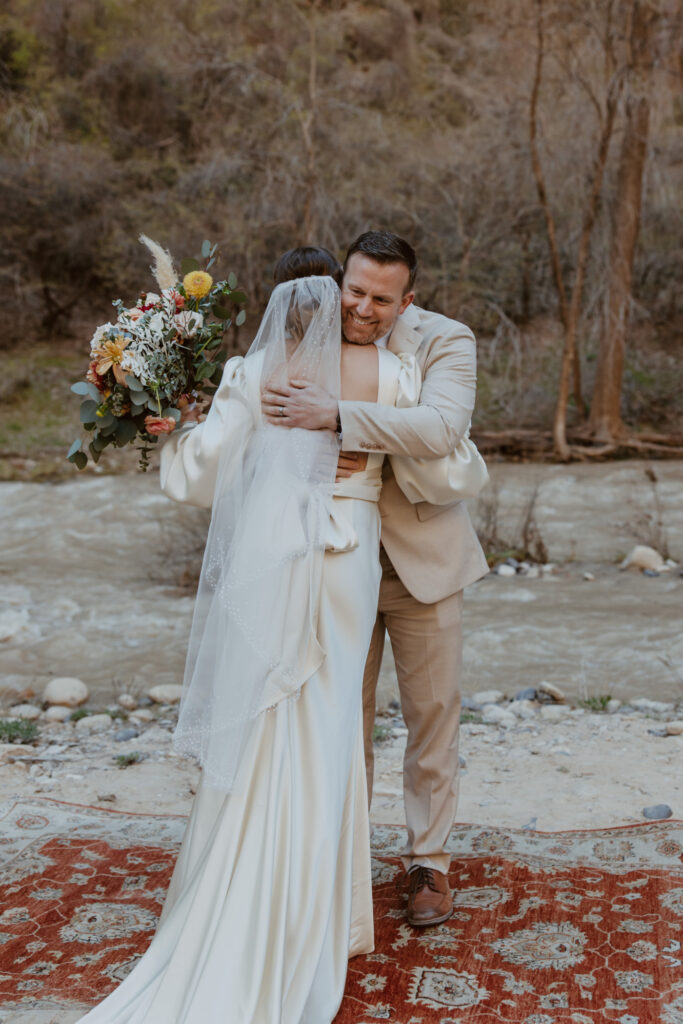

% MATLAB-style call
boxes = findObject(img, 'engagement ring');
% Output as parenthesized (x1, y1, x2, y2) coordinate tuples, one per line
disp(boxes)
(279, 406, 285, 417)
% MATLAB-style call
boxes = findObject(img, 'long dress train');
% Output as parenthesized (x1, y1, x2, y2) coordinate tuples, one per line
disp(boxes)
(76, 346, 418, 1024)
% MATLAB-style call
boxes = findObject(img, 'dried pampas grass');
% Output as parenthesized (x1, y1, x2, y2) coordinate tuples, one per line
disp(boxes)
(139, 234, 177, 291)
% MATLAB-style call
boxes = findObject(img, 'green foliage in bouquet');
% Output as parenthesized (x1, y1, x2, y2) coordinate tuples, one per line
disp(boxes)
(67, 238, 246, 471)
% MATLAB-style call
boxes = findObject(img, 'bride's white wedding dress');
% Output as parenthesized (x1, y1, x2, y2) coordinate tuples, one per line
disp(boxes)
(77, 344, 418, 1024)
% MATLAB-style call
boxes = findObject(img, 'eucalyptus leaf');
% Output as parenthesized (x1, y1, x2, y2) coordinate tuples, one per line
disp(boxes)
(71, 381, 91, 396)
(161, 406, 181, 422)
(181, 257, 200, 275)
(88, 442, 101, 463)
(91, 434, 108, 452)
(201, 239, 211, 258)
(207, 257, 216, 269)
(236, 310, 246, 326)
(80, 400, 99, 423)
(125, 374, 145, 392)
(67, 438, 82, 458)
(228, 272, 238, 290)
(73, 451, 88, 470)
(96, 412, 115, 428)
(114, 419, 138, 444)
(131, 403, 146, 416)
(212, 303, 232, 319)
(230, 290, 247, 304)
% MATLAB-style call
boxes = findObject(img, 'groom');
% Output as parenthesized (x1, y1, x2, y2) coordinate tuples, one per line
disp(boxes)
(263, 231, 488, 926)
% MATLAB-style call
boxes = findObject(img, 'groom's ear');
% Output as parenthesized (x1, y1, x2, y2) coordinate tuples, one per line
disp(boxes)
(399, 291, 415, 315)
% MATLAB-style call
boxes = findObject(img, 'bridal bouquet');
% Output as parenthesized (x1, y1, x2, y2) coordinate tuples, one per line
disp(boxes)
(67, 236, 246, 471)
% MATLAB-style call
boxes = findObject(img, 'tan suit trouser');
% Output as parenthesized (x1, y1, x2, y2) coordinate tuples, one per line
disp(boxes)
(363, 546, 462, 875)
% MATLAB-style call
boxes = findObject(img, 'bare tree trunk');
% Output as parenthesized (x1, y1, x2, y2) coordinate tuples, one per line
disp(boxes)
(530, 0, 621, 459)
(589, 2, 654, 441)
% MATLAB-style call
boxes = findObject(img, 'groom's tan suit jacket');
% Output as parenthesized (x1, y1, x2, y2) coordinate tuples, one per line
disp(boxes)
(338, 303, 488, 604)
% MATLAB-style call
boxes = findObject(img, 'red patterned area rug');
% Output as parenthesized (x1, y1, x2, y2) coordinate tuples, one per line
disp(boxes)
(0, 800, 682, 1024)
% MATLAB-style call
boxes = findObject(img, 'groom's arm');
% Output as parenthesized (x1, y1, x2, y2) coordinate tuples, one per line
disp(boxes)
(339, 325, 476, 460)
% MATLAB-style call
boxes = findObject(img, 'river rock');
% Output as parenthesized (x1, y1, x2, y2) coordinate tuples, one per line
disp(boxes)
(473, 689, 505, 705)
(665, 721, 683, 736)
(642, 803, 673, 820)
(0, 608, 30, 642)
(74, 713, 112, 735)
(510, 699, 537, 720)
(495, 564, 516, 577)
(540, 705, 571, 722)
(43, 677, 89, 708)
(114, 727, 139, 742)
(41, 705, 73, 723)
(148, 685, 183, 705)
(630, 697, 673, 714)
(8, 703, 41, 720)
(606, 698, 622, 714)
(130, 708, 155, 723)
(537, 681, 566, 703)
(620, 545, 667, 572)
(513, 687, 537, 701)
(117, 694, 138, 711)
(482, 704, 516, 728)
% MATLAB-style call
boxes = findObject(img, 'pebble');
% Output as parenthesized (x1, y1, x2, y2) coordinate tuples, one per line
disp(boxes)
(458, 754, 467, 769)
(130, 709, 155, 723)
(537, 682, 566, 703)
(510, 699, 537, 720)
(137, 697, 154, 708)
(43, 677, 89, 708)
(642, 804, 673, 820)
(461, 696, 482, 711)
(620, 544, 666, 572)
(513, 687, 537, 702)
(117, 694, 138, 711)
(504, 557, 520, 568)
(665, 721, 683, 736)
(583, 571, 595, 581)
(148, 684, 183, 705)
(606, 698, 622, 714)
(642, 568, 660, 577)
(114, 728, 139, 742)
(540, 705, 571, 722)
(41, 706, 72, 723)
(524, 566, 541, 579)
(8, 703, 41, 720)
(495, 564, 516, 577)
(473, 689, 505, 705)
(74, 713, 112, 735)
(0, 742, 35, 763)
(482, 705, 516, 728)
(630, 698, 673, 714)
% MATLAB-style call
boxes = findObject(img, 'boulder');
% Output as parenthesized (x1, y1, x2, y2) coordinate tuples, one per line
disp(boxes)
(43, 677, 89, 708)
(620, 545, 667, 572)
(148, 684, 183, 705)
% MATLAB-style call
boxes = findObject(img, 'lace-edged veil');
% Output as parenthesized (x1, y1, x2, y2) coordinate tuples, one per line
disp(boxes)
(173, 275, 342, 791)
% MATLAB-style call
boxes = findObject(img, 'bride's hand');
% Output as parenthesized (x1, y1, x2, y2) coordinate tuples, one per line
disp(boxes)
(178, 396, 205, 425)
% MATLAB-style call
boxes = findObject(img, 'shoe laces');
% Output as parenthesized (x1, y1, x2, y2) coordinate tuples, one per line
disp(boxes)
(409, 866, 438, 893)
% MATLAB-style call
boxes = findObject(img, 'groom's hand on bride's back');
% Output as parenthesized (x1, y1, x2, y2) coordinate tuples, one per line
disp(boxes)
(261, 379, 338, 431)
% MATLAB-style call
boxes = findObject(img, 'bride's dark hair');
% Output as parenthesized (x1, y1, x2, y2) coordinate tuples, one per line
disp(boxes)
(273, 246, 343, 287)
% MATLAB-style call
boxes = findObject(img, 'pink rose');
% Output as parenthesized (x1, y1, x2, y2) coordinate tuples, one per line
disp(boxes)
(144, 415, 177, 435)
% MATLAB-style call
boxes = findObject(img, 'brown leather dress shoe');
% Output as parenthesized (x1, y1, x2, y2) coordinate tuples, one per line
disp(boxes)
(406, 866, 453, 926)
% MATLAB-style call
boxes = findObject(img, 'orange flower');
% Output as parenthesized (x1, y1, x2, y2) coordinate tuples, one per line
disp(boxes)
(93, 335, 130, 376)
(86, 361, 107, 392)
(144, 415, 176, 435)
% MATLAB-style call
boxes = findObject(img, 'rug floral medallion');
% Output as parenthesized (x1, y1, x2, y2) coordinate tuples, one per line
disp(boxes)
(0, 799, 681, 1024)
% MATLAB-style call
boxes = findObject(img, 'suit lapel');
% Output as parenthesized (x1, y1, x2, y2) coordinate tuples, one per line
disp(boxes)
(388, 303, 422, 356)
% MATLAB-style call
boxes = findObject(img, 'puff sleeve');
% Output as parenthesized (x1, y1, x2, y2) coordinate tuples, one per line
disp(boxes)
(159, 357, 254, 508)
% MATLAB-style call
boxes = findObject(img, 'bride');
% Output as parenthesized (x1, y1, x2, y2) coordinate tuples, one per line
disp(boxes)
(76, 272, 419, 1023)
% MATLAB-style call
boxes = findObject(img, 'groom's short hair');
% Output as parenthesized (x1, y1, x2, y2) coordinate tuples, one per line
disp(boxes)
(344, 231, 417, 291)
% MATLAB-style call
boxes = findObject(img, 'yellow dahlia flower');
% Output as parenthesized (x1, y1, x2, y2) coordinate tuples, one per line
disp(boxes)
(183, 270, 213, 299)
